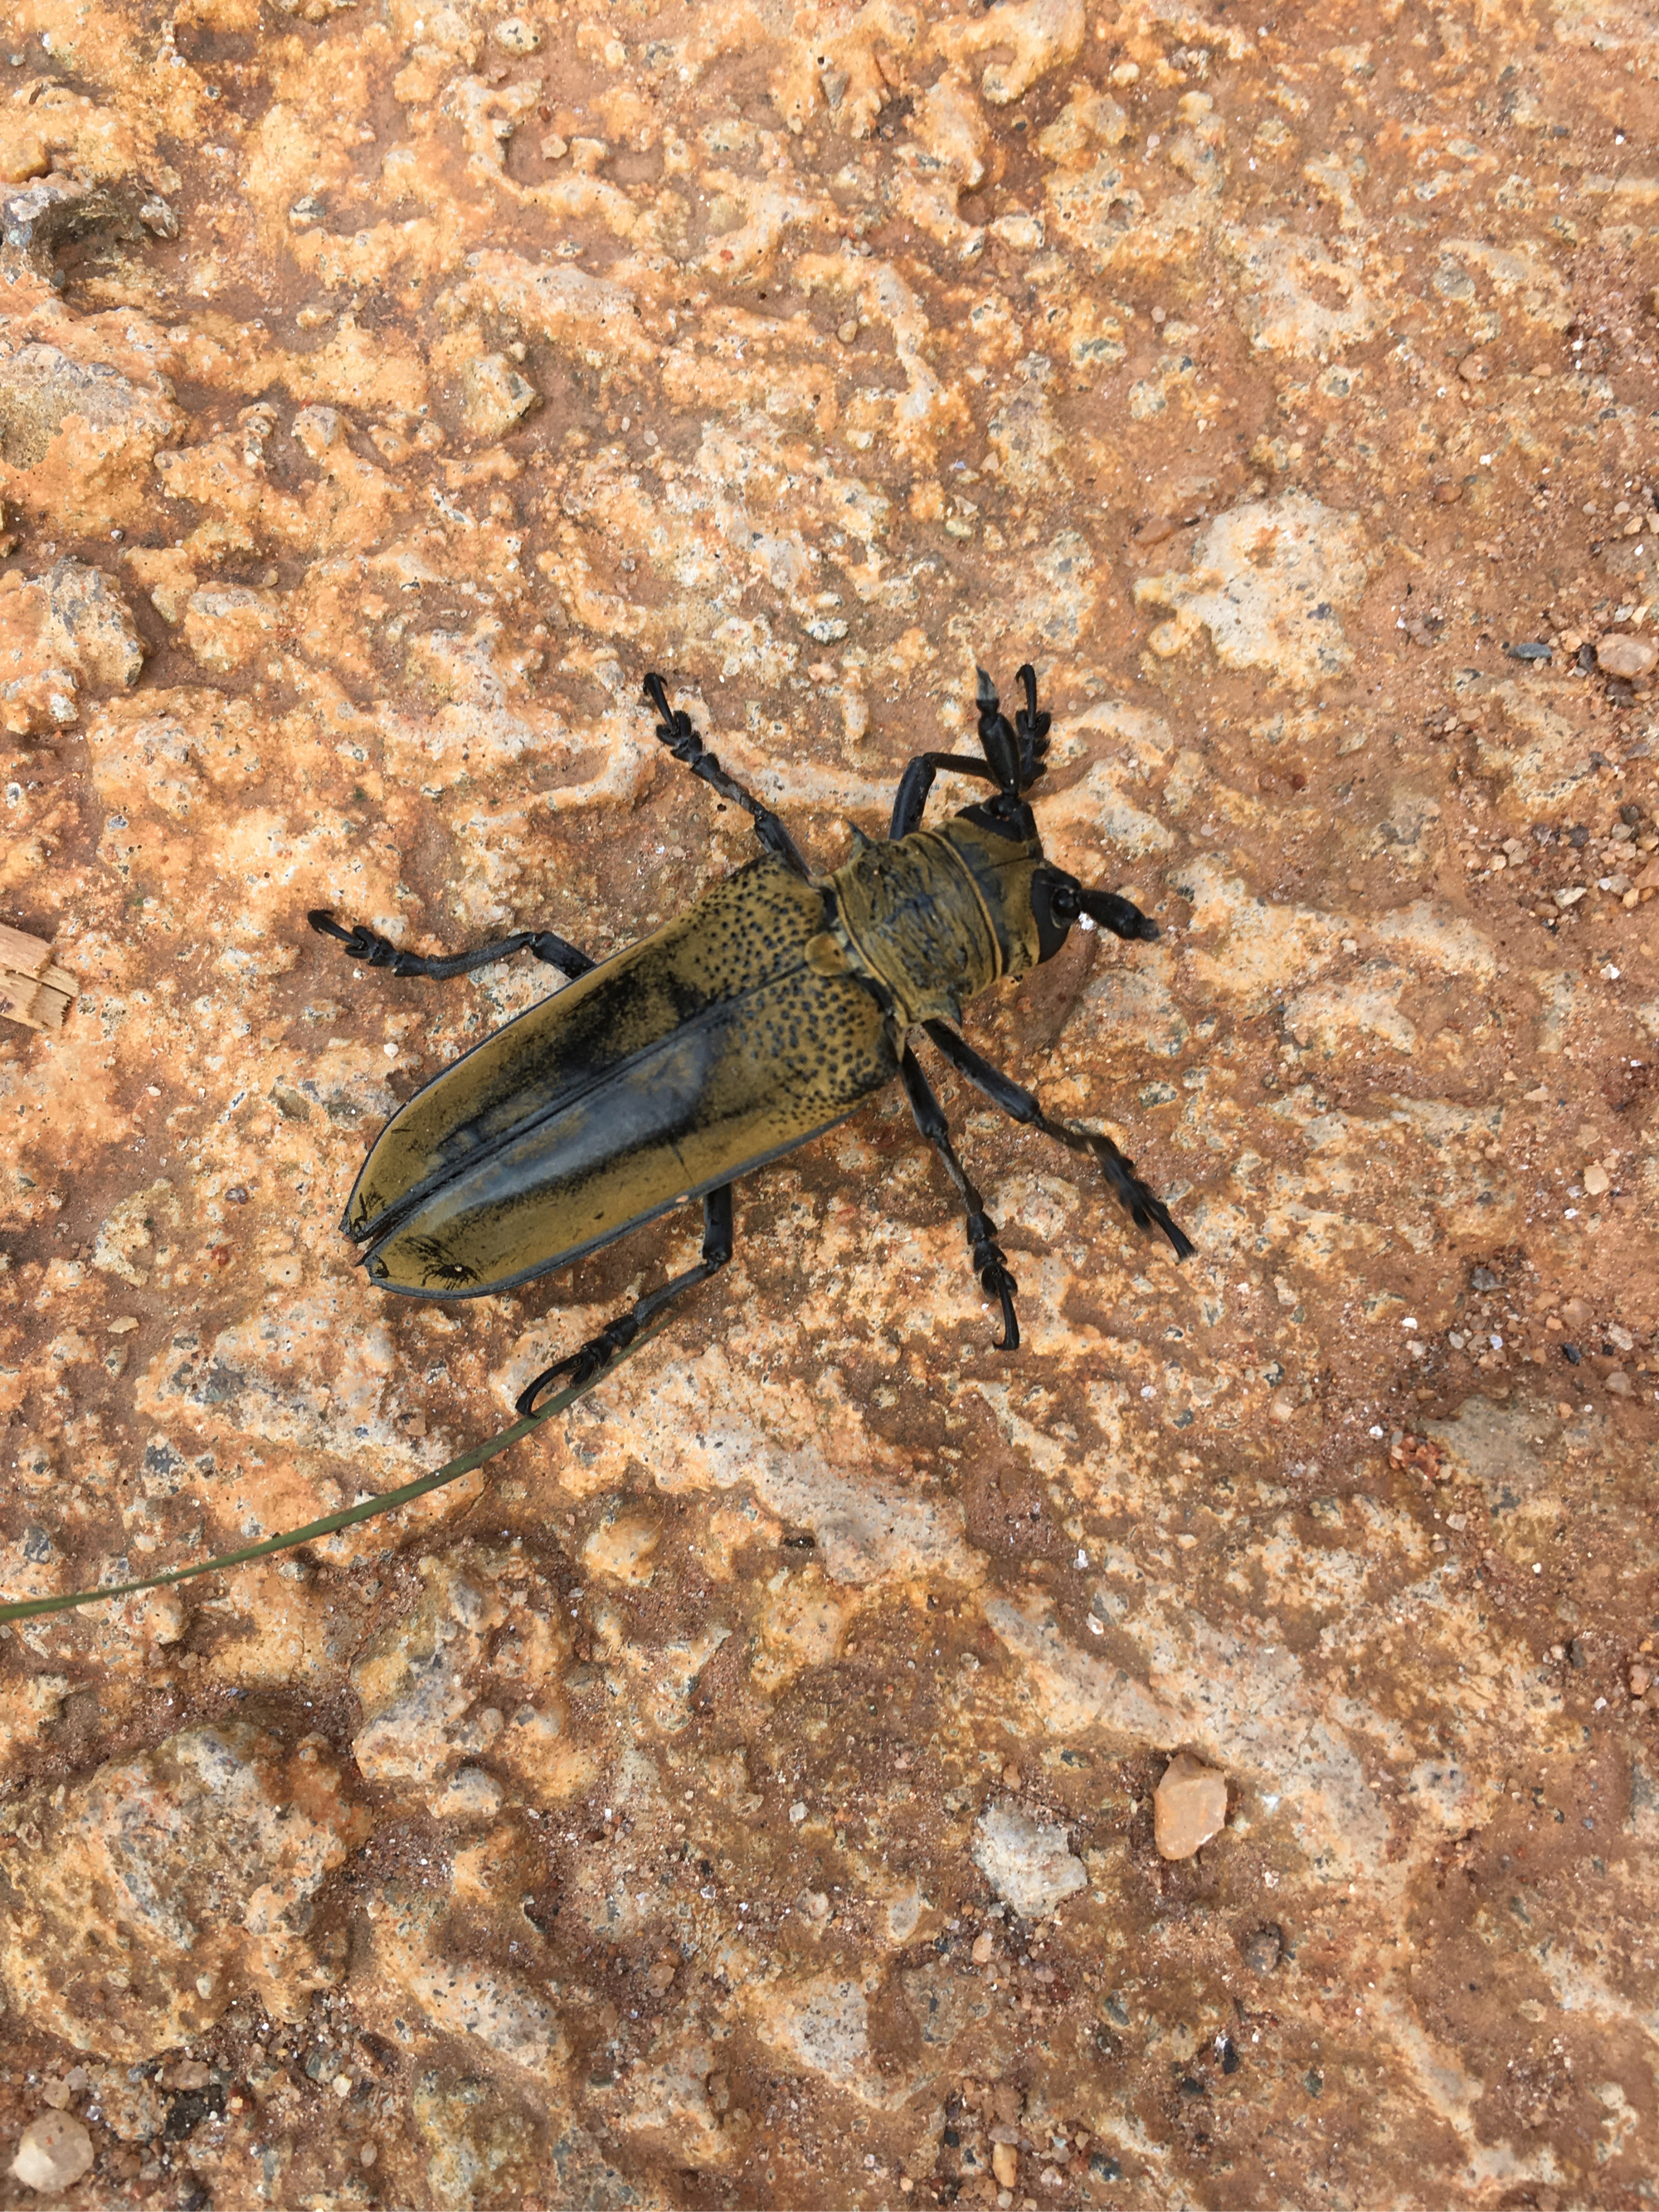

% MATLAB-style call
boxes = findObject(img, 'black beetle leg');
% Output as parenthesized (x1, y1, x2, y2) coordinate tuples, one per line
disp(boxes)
(515, 1186, 736, 1417)
(898, 1044, 1020, 1352)
(308, 910, 596, 981)
(888, 752, 1001, 839)
(887, 663, 1050, 838)
(921, 1022, 1195, 1262)
(642, 673, 810, 878)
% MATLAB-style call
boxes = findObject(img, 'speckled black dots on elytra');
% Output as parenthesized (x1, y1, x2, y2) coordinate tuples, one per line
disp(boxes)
(309, 664, 1194, 1416)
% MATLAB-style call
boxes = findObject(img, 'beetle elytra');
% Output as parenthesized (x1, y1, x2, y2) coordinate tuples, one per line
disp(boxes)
(309, 665, 1194, 1413)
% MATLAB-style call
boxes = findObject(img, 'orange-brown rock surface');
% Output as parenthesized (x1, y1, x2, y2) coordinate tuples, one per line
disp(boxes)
(1, 0, 1657, 2205)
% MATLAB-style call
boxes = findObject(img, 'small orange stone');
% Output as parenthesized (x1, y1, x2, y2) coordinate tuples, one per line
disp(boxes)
(1154, 1751, 1228, 1860)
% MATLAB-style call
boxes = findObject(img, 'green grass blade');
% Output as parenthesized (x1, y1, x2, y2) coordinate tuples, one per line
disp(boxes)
(0, 1322, 669, 1626)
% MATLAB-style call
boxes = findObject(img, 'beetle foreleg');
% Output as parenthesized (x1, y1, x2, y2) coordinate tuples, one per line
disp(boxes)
(308, 911, 596, 981)
(888, 752, 1002, 840)
(921, 1022, 1195, 1262)
(643, 673, 810, 877)
(898, 1044, 1021, 1352)
(513, 1185, 736, 1417)
(1011, 663, 1053, 790)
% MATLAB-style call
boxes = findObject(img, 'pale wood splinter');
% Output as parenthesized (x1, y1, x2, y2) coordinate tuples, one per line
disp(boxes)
(0, 922, 75, 1031)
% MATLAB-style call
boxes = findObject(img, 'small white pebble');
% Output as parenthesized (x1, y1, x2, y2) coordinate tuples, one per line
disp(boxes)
(10, 2115, 94, 2193)
(491, 14, 541, 51)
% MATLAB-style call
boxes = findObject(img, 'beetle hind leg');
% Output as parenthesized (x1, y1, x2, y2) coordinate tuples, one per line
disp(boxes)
(898, 1044, 1021, 1353)
(309, 911, 596, 981)
(515, 1186, 736, 1417)
(922, 1021, 1194, 1262)
(643, 673, 810, 877)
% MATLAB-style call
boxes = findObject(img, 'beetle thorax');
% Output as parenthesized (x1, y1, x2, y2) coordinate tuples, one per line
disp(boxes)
(826, 829, 1005, 1026)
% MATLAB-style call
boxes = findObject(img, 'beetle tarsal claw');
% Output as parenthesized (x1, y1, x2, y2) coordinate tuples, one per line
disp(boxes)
(965, 1213, 1020, 1353)
(309, 909, 405, 968)
(516, 1311, 647, 1416)
(515, 1355, 578, 1418)
(1085, 1135, 1195, 1261)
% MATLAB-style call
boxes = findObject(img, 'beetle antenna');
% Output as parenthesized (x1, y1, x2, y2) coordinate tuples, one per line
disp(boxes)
(1013, 663, 1051, 791)
(1051, 880, 1160, 942)
(974, 668, 1023, 795)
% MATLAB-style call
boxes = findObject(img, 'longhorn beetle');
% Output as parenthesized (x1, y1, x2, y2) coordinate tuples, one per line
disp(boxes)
(309, 665, 1194, 1414)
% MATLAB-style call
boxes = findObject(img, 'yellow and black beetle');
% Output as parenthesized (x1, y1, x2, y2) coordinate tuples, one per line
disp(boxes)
(309, 665, 1193, 1414)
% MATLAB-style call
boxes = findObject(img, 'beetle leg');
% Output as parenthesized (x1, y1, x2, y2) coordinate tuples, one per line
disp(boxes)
(888, 752, 1001, 840)
(898, 1044, 1020, 1352)
(921, 1022, 1195, 1262)
(1011, 662, 1053, 790)
(514, 1186, 736, 1417)
(308, 910, 596, 981)
(642, 673, 811, 877)
(887, 664, 1052, 837)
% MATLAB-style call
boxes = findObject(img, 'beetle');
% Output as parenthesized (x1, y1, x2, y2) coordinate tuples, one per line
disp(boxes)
(309, 664, 1193, 1415)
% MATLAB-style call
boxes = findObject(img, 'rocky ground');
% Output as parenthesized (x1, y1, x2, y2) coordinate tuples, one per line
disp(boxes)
(2, 0, 1657, 2205)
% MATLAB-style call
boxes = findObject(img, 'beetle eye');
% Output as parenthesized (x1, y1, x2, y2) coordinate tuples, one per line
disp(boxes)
(1030, 867, 1074, 963)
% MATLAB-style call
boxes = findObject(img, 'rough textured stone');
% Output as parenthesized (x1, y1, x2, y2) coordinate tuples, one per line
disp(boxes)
(1136, 491, 1375, 688)
(42, 559, 144, 693)
(1, 3, 1657, 2205)
(1598, 634, 1657, 681)
(8, 2112, 94, 2194)
(971, 1800, 1088, 1920)
(0, 1723, 367, 2058)
(1152, 1748, 1228, 1860)
(0, 560, 144, 735)
(350, 1550, 508, 1788)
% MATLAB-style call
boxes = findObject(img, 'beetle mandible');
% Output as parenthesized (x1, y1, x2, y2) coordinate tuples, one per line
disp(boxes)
(309, 664, 1194, 1413)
